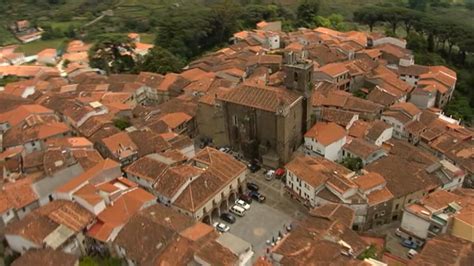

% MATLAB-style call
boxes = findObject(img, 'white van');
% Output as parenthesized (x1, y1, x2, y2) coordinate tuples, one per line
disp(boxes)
(407, 249, 418, 259)
(230, 205, 246, 217)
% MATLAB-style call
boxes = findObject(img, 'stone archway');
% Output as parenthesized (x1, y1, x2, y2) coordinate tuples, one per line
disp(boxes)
(202, 215, 211, 225)
(229, 191, 237, 203)
(220, 199, 228, 213)
(211, 207, 220, 221)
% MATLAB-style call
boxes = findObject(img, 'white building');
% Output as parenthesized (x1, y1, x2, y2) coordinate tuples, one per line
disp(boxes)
(304, 122, 347, 161)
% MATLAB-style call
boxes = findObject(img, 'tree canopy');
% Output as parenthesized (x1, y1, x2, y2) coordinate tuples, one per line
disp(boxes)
(89, 36, 136, 74)
(136, 46, 185, 75)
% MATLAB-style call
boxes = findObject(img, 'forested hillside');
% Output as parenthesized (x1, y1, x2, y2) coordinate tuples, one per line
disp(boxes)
(1, 0, 473, 123)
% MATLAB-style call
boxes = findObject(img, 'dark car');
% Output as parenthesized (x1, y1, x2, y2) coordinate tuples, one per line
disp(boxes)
(247, 182, 259, 191)
(401, 239, 418, 249)
(247, 163, 261, 173)
(220, 212, 236, 224)
(239, 194, 253, 204)
(249, 190, 266, 203)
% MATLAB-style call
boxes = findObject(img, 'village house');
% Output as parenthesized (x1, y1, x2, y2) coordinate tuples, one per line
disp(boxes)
(114, 204, 253, 266)
(0, 174, 40, 228)
(11, 248, 79, 266)
(319, 108, 359, 130)
(4, 200, 94, 255)
(269, 205, 369, 264)
(312, 84, 384, 121)
(285, 155, 396, 231)
(400, 189, 473, 245)
(304, 122, 347, 161)
(313, 62, 351, 90)
(399, 65, 457, 109)
(381, 102, 423, 142)
(96, 132, 139, 166)
(127, 147, 247, 224)
(2, 121, 73, 154)
(284, 155, 355, 208)
(342, 138, 387, 166)
(37, 49, 58, 65)
(366, 141, 465, 223)
(10, 20, 43, 43)
(54, 159, 122, 203)
(0, 104, 56, 133)
(410, 234, 473, 266)
(85, 178, 156, 244)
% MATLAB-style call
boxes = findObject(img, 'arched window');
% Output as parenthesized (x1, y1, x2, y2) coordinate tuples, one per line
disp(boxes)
(294, 72, 298, 82)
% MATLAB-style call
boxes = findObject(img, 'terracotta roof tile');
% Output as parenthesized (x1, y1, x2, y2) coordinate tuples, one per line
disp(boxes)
(305, 122, 346, 146)
(125, 156, 169, 183)
(352, 172, 386, 192)
(218, 84, 301, 113)
(343, 138, 384, 160)
(366, 187, 393, 206)
(12, 248, 77, 266)
(159, 112, 192, 129)
(285, 155, 352, 188)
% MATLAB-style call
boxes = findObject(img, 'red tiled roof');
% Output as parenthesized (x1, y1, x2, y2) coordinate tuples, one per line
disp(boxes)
(305, 122, 346, 146)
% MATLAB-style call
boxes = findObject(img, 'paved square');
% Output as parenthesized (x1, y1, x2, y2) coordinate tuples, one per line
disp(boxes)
(220, 170, 309, 261)
(228, 201, 293, 260)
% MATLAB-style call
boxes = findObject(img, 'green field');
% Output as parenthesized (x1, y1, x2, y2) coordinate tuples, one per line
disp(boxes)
(17, 39, 66, 56)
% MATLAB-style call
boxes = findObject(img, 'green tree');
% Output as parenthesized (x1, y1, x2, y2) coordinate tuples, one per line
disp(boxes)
(444, 93, 474, 125)
(113, 117, 131, 131)
(467, 0, 474, 10)
(136, 46, 185, 74)
(354, 7, 382, 32)
(80, 256, 122, 266)
(408, 0, 428, 11)
(89, 36, 136, 74)
(155, 5, 223, 59)
(341, 157, 363, 171)
(357, 245, 378, 260)
(296, 0, 321, 27)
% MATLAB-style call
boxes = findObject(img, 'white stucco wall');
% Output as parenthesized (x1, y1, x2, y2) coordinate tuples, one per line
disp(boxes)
(374, 127, 393, 146)
(400, 211, 430, 239)
(410, 92, 436, 109)
(5, 234, 40, 253)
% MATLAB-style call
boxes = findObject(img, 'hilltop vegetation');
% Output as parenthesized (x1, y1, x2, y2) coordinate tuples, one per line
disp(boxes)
(0, 0, 473, 123)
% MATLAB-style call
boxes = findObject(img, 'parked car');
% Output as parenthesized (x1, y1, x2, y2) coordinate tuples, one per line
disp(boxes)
(401, 239, 418, 249)
(220, 212, 236, 224)
(230, 205, 246, 217)
(219, 147, 231, 153)
(395, 228, 403, 237)
(239, 194, 252, 204)
(265, 170, 275, 181)
(275, 168, 285, 179)
(247, 182, 259, 191)
(407, 249, 418, 259)
(248, 163, 261, 173)
(249, 190, 266, 203)
(213, 222, 230, 233)
(235, 199, 251, 210)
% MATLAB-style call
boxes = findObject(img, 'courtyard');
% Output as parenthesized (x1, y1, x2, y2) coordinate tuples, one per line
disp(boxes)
(219, 169, 309, 261)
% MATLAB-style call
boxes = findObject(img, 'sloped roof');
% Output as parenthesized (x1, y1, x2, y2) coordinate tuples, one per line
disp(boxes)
(218, 84, 301, 113)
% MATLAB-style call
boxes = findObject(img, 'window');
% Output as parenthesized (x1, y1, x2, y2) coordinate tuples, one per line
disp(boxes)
(395, 204, 399, 210)
(232, 115, 238, 126)
(294, 72, 298, 82)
